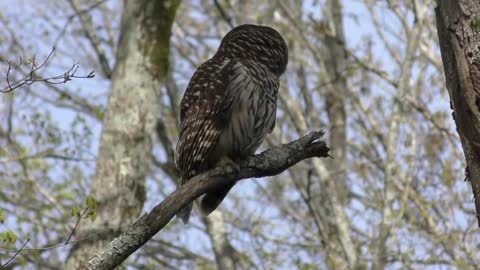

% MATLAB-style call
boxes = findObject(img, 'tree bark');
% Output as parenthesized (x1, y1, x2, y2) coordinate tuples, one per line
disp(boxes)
(78, 131, 329, 269)
(435, 0, 480, 226)
(65, 0, 180, 268)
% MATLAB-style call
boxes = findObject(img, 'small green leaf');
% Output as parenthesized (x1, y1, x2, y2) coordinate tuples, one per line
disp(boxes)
(85, 195, 96, 211)
(89, 211, 96, 222)
(2, 231, 17, 244)
(71, 206, 81, 217)
(85, 208, 96, 223)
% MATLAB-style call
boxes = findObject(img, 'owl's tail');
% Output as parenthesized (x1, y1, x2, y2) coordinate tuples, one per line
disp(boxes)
(177, 176, 193, 224)
(177, 179, 235, 223)
(200, 182, 235, 216)
(177, 202, 193, 224)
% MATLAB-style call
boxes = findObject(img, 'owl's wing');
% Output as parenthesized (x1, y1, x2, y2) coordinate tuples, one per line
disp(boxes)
(176, 58, 247, 182)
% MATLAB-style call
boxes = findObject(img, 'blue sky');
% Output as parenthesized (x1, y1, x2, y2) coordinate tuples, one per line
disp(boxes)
(1, 0, 477, 269)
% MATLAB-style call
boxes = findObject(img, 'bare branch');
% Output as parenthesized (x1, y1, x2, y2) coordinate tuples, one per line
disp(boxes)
(79, 131, 330, 269)
(0, 233, 99, 253)
(213, 0, 234, 28)
(2, 238, 29, 268)
(65, 208, 89, 245)
(1, 47, 95, 93)
(54, 0, 109, 44)
(68, 0, 113, 78)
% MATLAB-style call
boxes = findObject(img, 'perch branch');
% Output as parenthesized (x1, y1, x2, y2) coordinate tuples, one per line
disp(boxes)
(79, 131, 330, 270)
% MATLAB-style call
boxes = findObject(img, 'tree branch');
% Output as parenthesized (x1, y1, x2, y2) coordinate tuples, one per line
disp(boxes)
(79, 131, 330, 269)
(68, 0, 113, 79)
(1, 47, 95, 93)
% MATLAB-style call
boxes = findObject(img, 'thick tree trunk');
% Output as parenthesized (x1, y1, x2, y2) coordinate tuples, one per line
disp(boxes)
(435, 0, 480, 226)
(65, 0, 179, 268)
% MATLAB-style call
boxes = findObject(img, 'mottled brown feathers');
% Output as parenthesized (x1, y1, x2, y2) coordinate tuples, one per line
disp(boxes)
(175, 24, 288, 224)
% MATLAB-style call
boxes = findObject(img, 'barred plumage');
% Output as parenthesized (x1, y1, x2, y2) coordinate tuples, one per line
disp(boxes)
(175, 24, 288, 224)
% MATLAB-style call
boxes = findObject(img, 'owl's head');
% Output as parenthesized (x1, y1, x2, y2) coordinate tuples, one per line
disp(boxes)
(216, 24, 288, 76)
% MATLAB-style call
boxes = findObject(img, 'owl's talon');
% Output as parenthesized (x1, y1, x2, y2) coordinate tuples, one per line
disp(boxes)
(217, 156, 240, 174)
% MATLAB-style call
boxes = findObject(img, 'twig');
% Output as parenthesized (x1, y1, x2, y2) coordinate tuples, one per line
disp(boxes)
(65, 208, 89, 244)
(54, 0, 109, 44)
(0, 149, 95, 163)
(67, 0, 112, 78)
(1, 47, 95, 93)
(2, 238, 30, 267)
(213, 0, 234, 28)
(0, 233, 98, 253)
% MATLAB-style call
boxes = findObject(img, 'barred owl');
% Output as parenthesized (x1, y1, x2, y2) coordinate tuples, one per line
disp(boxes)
(175, 24, 288, 224)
